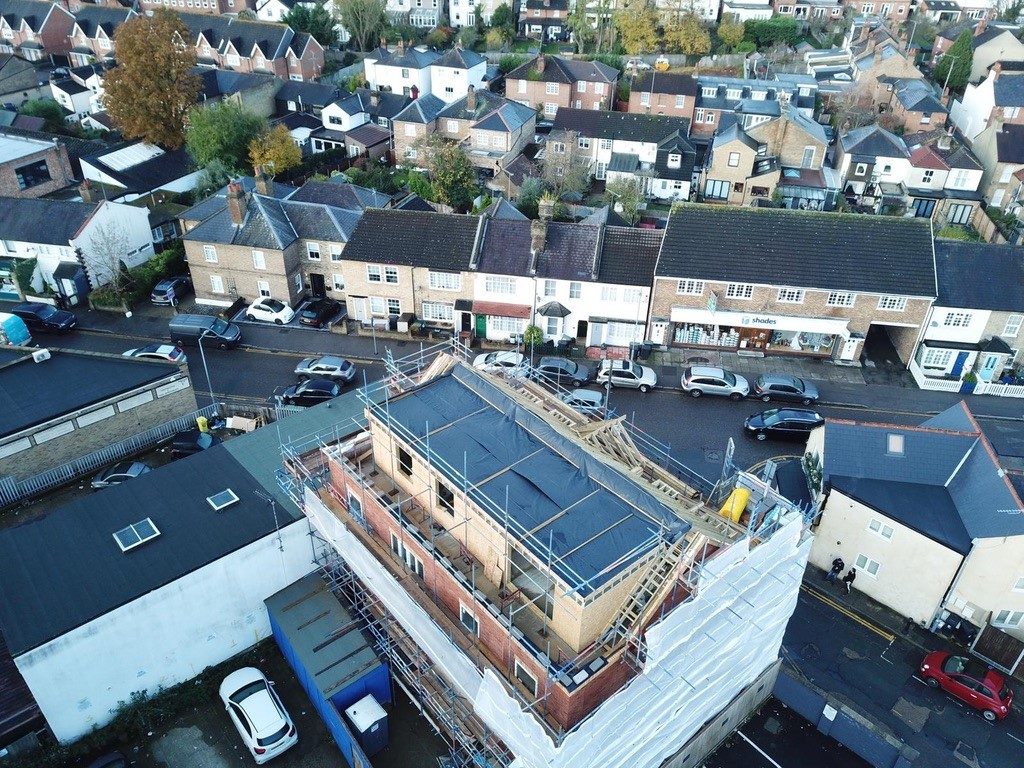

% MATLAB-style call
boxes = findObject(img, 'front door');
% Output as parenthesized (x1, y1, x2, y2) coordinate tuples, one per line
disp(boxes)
(839, 336, 860, 362)
(475, 314, 487, 338)
(577, 319, 588, 339)
(352, 297, 368, 322)
(980, 353, 1001, 381)
(950, 351, 969, 378)
(461, 312, 472, 332)
(309, 272, 326, 298)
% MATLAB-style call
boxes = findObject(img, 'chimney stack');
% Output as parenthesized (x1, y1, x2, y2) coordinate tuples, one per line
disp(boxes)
(411, 84, 419, 100)
(530, 219, 547, 265)
(398, 38, 406, 55)
(538, 196, 554, 221)
(370, 90, 380, 107)
(992, 60, 1003, 81)
(466, 84, 476, 110)
(254, 166, 272, 196)
(79, 179, 95, 204)
(537, 53, 546, 74)
(974, 17, 988, 36)
(227, 182, 246, 226)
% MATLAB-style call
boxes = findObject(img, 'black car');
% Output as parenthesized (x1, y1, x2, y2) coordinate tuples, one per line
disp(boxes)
(532, 356, 593, 387)
(169, 428, 221, 458)
(744, 408, 824, 441)
(279, 378, 341, 407)
(751, 374, 820, 405)
(151, 275, 193, 305)
(11, 302, 76, 332)
(298, 298, 342, 328)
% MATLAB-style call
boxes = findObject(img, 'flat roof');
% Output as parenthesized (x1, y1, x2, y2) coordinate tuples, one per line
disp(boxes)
(0, 132, 54, 164)
(378, 365, 687, 595)
(0, 348, 180, 439)
(264, 573, 382, 701)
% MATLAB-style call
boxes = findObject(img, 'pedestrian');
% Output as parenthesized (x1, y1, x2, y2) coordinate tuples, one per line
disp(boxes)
(825, 557, 844, 582)
(842, 568, 857, 593)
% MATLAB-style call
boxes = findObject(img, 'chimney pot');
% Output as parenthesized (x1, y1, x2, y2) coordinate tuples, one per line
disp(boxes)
(466, 84, 476, 110)
(537, 54, 546, 74)
(992, 60, 1003, 81)
(227, 182, 246, 226)
(79, 179, 94, 203)
(411, 84, 419, 100)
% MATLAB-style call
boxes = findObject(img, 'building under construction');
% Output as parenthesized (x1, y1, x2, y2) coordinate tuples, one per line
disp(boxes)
(279, 342, 814, 768)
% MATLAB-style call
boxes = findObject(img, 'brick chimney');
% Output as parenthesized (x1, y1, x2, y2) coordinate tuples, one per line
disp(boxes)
(79, 179, 95, 204)
(254, 166, 273, 196)
(397, 38, 406, 55)
(530, 219, 547, 268)
(537, 54, 546, 74)
(974, 18, 988, 36)
(466, 84, 476, 110)
(411, 84, 419, 100)
(992, 60, 1003, 81)
(538, 195, 554, 221)
(226, 182, 246, 226)
(370, 90, 380, 107)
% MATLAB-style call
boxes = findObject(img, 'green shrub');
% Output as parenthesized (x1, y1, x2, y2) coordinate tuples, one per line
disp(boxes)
(937, 225, 983, 242)
(14, 257, 38, 296)
(90, 244, 186, 308)
(498, 54, 527, 74)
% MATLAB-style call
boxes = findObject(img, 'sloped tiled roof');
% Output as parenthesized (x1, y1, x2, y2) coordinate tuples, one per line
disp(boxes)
(275, 79, 342, 107)
(934, 241, 1024, 311)
(909, 144, 950, 171)
(597, 226, 663, 287)
(839, 124, 909, 160)
(287, 180, 390, 210)
(632, 71, 697, 97)
(657, 204, 936, 297)
(432, 47, 486, 69)
(72, 5, 133, 36)
(0, 197, 96, 246)
(371, 44, 440, 69)
(892, 78, 945, 113)
(993, 74, 1024, 108)
(507, 54, 617, 84)
(0, 0, 70, 32)
(179, 13, 293, 60)
(393, 93, 446, 124)
(996, 123, 1024, 164)
(551, 108, 690, 144)
(342, 209, 480, 269)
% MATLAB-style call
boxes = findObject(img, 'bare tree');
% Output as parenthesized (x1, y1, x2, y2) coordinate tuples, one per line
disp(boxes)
(85, 220, 133, 297)
(542, 130, 593, 199)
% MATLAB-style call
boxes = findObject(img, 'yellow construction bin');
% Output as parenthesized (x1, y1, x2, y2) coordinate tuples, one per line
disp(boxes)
(718, 487, 750, 524)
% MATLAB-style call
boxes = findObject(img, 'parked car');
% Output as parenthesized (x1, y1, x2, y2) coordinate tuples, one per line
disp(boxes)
(919, 651, 1013, 721)
(473, 351, 527, 373)
(150, 275, 192, 305)
(533, 356, 593, 387)
(219, 667, 298, 764)
(91, 461, 152, 489)
(654, 55, 670, 71)
(626, 57, 652, 71)
(86, 752, 127, 768)
(169, 314, 242, 349)
(560, 388, 613, 417)
(680, 366, 749, 400)
(246, 297, 295, 325)
(11, 302, 76, 333)
(295, 355, 356, 383)
(743, 408, 824, 441)
(298, 298, 342, 328)
(596, 360, 657, 392)
(122, 343, 187, 364)
(169, 428, 221, 459)
(751, 374, 820, 405)
(278, 378, 341, 407)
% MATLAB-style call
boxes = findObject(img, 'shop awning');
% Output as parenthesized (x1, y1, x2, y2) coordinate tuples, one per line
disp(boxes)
(537, 301, 571, 318)
(472, 301, 532, 319)
(670, 306, 850, 336)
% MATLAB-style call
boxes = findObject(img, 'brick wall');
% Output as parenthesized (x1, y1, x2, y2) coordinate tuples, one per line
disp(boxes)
(505, 78, 569, 115)
(393, 120, 429, 165)
(0, 143, 74, 198)
(747, 119, 827, 169)
(185, 240, 305, 306)
(627, 91, 695, 121)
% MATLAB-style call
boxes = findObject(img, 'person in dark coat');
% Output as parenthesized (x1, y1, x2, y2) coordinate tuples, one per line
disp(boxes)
(825, 557, 844, 582)
(842, 568, 857, 592)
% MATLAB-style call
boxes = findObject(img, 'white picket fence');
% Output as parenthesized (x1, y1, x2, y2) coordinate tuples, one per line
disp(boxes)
(974, 381, 1024, 398)
(909, 359, 1024, 398)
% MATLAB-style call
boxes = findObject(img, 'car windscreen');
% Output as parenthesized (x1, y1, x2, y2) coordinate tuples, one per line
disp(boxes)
(257, 723, 289, 747)
(761, 410, 783, 426)
(37, 305, 58, 319)
(265, 300, 285, 312)
(229, 681, 266, 705)
(1000, 685, 1012, 701)
(211, 318, 230, 335)
(723, 371, 736, 386)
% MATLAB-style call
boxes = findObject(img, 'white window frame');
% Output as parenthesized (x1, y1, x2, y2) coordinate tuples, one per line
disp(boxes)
(624, 287, 642, 304)
(1003, 314, 1022, 338)
(854, 553, 880, 578)
(306, 242, 321, 261)
(676, 279, 704, 296)
(545, 82, 559, 95)
(256, 280, 271, 297)
(867, 518, 894, 541)
(826, 291, 855, 307)
(485, 275, 515, 294)
(726, 283, 754, 300)
(332, 273, 345, 291)
(943, 312, 973, 327)
(569, 281, 582, 299)
(428, 271, 462, 291)
(776, 287, 805, 304)
(447, 119, 459, 133)
(459, 603, 480, 636)
(367, 264, 383, 283)
(877, 296, 907, 311)
(543, 279, 556, 297)
(727, 152, 740, 168)
(251, 250, 266, 270)
(855, 162, 868, 176)
(203, 244, 218, 263)
(922, 347, 953, 369)
(421, 301, 454, 322)
(1013, 575, 1024, 592)
(600, 286, 618, 302)
(210, 275, 225, 294)
(994, 609, 1024, 628)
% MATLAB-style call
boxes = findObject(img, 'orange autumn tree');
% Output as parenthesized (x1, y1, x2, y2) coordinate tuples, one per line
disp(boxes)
(103, 9, 201, 148)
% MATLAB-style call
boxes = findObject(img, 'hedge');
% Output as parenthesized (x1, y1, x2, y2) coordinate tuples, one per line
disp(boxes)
(88, 243, 186, 309)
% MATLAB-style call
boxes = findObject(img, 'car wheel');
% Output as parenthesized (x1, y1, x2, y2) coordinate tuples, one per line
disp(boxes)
(274, 318, 283, 325)
(760, 394, 771, 402)
(729, 392, 743, 401)
(573, 379, 585, 387)
(924, 677, 939, 689)
(802, 398, 812, 405)
(690, 389, 703, 398)
(983, 709, 997, 722)
(639, 384, 651, 393)
(219, 341, 229, 350)
(246, 314, 256, 321)
(756, 433, 767, 441)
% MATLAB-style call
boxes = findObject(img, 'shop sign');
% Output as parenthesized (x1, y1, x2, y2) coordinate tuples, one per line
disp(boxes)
(741, 315, 778, 327)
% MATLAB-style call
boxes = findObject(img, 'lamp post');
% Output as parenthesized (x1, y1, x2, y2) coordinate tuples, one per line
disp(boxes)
(197, 328, 216, 409)
(941, 55, 959, 96)
(601, 343, 611, 414)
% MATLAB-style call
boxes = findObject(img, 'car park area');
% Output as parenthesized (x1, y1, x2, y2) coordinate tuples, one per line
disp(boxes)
(231, 299, 345, 333)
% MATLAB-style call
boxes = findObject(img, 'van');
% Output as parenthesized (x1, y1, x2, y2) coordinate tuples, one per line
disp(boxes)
(168, 314, 242, 348)
(0, 312, 32, 347)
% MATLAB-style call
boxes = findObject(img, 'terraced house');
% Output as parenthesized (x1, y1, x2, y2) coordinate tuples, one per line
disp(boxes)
(0, 0, 75, 61)
(67, 5, 136, 66)
(650, 205, 937, 364)
(505, 54, 617, 118)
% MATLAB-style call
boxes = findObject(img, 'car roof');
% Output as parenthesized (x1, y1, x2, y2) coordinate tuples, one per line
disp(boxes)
(775, 409, 822, 421)
(688, 366, 726, 377)
(301, 378, 338, 391)
(759, 373, 801, 385)
(312, 355, 346, 366)
(565, 389, 602, 402)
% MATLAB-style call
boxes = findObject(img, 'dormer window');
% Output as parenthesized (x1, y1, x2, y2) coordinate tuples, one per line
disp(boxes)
(726, 88, 742, 100)
(701, 86, 717, 97)
(667, 153, 681, 168)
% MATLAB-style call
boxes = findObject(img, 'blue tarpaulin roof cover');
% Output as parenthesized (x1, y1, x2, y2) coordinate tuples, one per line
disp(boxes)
(378, 365, 688, 595)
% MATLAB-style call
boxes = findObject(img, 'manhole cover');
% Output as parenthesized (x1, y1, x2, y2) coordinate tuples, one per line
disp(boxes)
(801, 643, 820, 660)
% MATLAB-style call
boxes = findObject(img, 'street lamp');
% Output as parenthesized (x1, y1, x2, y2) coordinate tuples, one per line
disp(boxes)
(197, 328, 216, 409)
(941, 55, 959, 96)
(601, 343, 611, 414)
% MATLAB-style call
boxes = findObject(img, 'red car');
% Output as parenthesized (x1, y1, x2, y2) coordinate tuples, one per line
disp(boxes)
(919, 651, 1013, 721)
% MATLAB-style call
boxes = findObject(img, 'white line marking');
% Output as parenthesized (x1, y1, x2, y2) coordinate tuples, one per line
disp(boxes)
(737, 730, 784, 768)
(880, 637, 896, 664)
(1008, 733, 1024, 746)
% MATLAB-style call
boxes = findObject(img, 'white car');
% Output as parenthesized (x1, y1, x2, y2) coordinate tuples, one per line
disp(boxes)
(560, 388, 613, 417)
(122, 343, 187, 364)
(626, 57, 652, 71)
(219, 668, 297, 764)
(246, 297, 295, 325)
(595, 360, 658, 392)
(472, 351, 527, 373)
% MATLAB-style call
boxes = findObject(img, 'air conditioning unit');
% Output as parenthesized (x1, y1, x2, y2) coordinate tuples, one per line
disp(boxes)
(32, 348, 51, 363)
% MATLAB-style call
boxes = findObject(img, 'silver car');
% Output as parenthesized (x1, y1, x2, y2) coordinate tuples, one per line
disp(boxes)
(595, 360, 658, 392)
(91, 461, 151, 489)
(560, 389, 613, 418)
(680, 366, 750, 400)
(295, 355, 356, 383)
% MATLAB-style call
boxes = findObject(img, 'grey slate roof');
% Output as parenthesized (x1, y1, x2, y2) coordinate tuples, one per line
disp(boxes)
(0, 348, 178, 438)
(370, 44, 440, 70)
(632, 71, 697, 97)
(598, 226, 663, 287)
(657, 205, 937, 297)
(432, 47, 485, 69)
(933, 241, 1024, 311)
(839, 125, 909, 160)
(506, 55, 617, 85)
(996, 124, 1024, 163)
(475, 218, 532, 275)
(535, 222, 601, 281)
(551, 109, 690, 145)
(288, 180, 391, 210)
(181, 175, 296, 224)
(195, 67, 276, 101)
(178, 13, 295, 60)
(0, 196, 96, 246)
(0, 443, 303, 656)
(892, 79, 946, 113)
(485, 198, 528, 220)
(823, 404, 1024, 554)
(0, 0, 67, 31)
(82, 143, 196, 193)
(274, 79, 342, 109)
(994, 74, 1024, 108)
(345, 122, 390, 147)
(393, 94, 446, 124)
(72, 5, 133, 36)
(342, 209, 480, 270)
(472, 100, 536, 133)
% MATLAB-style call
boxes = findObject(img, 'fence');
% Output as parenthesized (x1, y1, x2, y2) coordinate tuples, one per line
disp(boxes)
(0, 404, 218, 507)
(907, 359, 964, 392)
(973, 381, 1024, 399)
(909, 359, 1024, 398)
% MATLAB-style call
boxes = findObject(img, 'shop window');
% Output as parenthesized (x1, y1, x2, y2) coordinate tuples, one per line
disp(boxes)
(514, 659, 538, 697)
(854, 553, 880, 578)
(398, 446, 413, 476)
(437, 480, 455, 513)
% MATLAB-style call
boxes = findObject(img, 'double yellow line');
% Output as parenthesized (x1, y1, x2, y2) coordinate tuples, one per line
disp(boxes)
(801, 583, 896, 642)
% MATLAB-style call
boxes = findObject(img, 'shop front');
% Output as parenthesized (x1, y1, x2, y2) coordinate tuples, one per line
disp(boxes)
(669, 307, 852, 359)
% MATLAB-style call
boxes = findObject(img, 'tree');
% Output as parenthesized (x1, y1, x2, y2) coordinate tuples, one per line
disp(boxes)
(17, 98, 66, 131)
(103, 9, 200, 148)
(283, 4, 338, 46)
(614, 0, 659, 55)
(249, 125, 302, 174)
(567, 2, 597, 52)
(664, 13, 710, 56)
(935, 30, 973, 93)
(744, 16, 799, 47)
(195, 159, 233, 199)
(424, 139, 479, 211)
(717, 15, 745, 50)
(541, 130, 592, 199)
(335, 0, 387, 51)
(457, 26, 479, 49)
(485, 28, 506, 50)
(84, 220, 133, 297)
(490, 2, 515, 38)
(186, 102, 267, 171)
(605, 175, 646, 225)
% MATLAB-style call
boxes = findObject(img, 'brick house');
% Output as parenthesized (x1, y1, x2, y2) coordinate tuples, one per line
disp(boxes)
(931, 19, 1024, 83)
(902, 130, 985, 224)
(880, 78, 948, 133)
(848, 23, 923, 99)
(628, 72, 697, 120)
(505, 54, 618, 119)
(138, 0, 253, 15)
(690, 73, 818, 138)
(180, 13, 325, 81)
(970, 122, 1024, 211)
(838, 0, 909, 22)
(835, 125, 911, 204)
(0, 132, 73, 198)
(773, 0, 845, 22)
(519, 0, 570, 40)
(182, 183, 363, 307)
(334, 208, 479, 329)
(0, 0, 75, 61)
(651, 205, 936, 364)
(68, 6, 136, 66)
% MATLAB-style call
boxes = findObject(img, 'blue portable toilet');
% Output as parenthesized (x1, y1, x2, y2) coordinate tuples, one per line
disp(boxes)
(344, 694, 389, 756)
